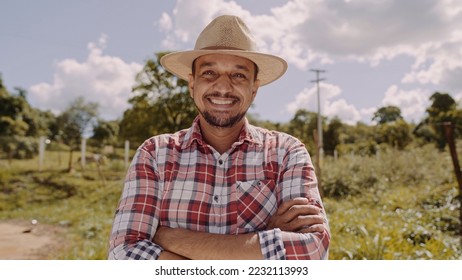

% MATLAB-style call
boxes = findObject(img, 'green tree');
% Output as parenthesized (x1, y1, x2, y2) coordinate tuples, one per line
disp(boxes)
(414, 92, 459, 150)
(90, 120, 119, 148)
(53, 97, 99, 171)
(119, 52, 197, 146)
(323, 117, 345, 156)
(336, 122, 378, 156)
(286, 109, 320, 154)
(0, 76, 53, 159)
(372, 106, 403, 124)
(374, 119, 412, 149)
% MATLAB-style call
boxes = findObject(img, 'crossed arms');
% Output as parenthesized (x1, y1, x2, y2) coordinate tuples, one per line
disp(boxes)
(155, 198, 329, 260)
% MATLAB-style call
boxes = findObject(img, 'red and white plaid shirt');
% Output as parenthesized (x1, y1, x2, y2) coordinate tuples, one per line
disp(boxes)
(109, 117, 330, 260)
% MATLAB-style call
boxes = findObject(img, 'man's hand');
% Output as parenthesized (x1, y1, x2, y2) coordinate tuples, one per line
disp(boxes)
(266, 197, 326, 233)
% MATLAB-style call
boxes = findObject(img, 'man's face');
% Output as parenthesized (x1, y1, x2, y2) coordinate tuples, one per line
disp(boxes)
(188, 54, 260, 128)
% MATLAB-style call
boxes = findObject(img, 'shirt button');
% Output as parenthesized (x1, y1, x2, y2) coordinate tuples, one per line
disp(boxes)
(218, 159, 223, 165)
(214, 195, 219, 202)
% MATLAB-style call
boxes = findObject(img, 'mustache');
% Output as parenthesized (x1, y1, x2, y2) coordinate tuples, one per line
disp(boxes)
(204, 92, 239, 100)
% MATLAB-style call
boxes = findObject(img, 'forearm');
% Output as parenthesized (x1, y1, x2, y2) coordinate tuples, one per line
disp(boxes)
(154, 227, 264, 260)
(108, 148, 164, 260)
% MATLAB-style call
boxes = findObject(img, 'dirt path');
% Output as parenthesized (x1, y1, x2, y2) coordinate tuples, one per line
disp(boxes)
(0, 220, 62, 260)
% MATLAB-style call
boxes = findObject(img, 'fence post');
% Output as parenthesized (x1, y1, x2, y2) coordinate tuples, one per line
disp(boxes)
(38, 136, 45, 171)
(81, 138, 87, 169)
(442, 122, 462, 248)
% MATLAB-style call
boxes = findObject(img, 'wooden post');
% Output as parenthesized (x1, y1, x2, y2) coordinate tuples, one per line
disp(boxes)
(442, 122, 462, 248)
(81, 138, 87, 169)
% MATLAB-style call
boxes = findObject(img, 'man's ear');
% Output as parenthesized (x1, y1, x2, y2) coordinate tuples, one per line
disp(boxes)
(251, 79, 260, 101)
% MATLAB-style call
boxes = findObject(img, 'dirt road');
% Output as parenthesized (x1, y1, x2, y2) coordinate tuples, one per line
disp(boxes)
(0, 220, 61, 260)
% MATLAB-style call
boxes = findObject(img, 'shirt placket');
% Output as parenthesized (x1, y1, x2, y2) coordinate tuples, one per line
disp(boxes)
(211, 151, 229, 234)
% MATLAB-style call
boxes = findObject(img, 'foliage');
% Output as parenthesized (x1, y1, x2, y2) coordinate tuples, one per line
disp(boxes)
(374, 119, 413, 149)
(414, 92, 462, 150)
(286, 109, 321, 154)
(322, 144, 461, 259)
(1, 143, 461, 260)
(372, 105, 403, 124)
(51, 97, 99, 171)
(89, 120, 120, 148)
(119, 52, 197, 146)
(0, 77, 53, 159)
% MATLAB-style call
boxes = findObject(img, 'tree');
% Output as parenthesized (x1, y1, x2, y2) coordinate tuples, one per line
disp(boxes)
(323, 117, 345, 156)
(119, 52, 197, 146)
(90, 120, 119, 148)
(372, 106, 403, 124)
(374, 119, 412, 149)
(415, 92, 460, 150)
(53, 97, 99, 172)
(286, 109, 320, 154)
(0, 76, 52, 159)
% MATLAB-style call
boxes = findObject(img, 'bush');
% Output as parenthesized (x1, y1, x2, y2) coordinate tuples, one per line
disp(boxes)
(0, 136, 39, 159)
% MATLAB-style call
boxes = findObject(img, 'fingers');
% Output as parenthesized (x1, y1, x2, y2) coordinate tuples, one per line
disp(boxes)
(267, 197, 324, 233)
(298, 223, 328, 234)
(284, 204, 321, 223)
(281, 214, 325, 232)
(275, 197, 310, 215)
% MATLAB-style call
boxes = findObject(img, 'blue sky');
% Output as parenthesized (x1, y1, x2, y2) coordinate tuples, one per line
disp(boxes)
(1, 0, 462, 124)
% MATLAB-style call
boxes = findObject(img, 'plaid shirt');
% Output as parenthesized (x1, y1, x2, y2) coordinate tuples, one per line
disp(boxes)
(109, 117, 330, 260)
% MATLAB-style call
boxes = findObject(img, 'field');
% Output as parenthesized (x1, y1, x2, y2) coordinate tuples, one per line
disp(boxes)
(0, 144, 461, 259)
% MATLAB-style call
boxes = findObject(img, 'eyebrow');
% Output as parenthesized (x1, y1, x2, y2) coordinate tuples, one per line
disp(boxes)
(198, 61, 251, 72)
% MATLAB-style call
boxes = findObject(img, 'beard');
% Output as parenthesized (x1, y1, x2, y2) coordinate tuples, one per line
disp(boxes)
(193, 92, 250, 128)
(199, 109, 247, 128)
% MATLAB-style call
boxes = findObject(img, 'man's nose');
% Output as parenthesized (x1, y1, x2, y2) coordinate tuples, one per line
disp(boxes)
(213, 74, 233, 93)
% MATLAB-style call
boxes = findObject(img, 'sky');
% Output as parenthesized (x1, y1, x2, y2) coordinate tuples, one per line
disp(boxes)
(1, 0, 462, 125)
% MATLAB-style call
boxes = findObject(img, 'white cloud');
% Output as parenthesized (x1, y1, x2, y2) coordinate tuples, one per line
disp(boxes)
(158, 12, 173, 32)
(286, 83, 362, 125)
(381, 85, 432, 123)
(29, 35, 143, 120)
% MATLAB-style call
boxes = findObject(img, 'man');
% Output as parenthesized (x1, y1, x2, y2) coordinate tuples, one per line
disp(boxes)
(109, 15, 330, 260)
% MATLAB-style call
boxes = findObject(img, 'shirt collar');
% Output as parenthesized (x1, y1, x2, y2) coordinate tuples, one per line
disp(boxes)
(181, 116, 263, 150)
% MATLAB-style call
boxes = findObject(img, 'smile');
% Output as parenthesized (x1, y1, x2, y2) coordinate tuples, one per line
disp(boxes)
(209, 98, 235, 105)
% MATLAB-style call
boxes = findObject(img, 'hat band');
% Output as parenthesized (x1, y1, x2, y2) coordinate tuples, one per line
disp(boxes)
(199, 46, 247, 51)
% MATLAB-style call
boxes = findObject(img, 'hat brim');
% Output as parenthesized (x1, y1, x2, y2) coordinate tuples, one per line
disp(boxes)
(160, 50, 288, 86)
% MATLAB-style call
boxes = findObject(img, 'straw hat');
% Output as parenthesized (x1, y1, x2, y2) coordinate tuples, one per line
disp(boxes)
(160, 15, 288, 86)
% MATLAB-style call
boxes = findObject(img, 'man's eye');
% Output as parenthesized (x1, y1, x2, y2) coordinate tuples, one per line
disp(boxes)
(232, 73, 247, 79)
(202, 70, 216, 76)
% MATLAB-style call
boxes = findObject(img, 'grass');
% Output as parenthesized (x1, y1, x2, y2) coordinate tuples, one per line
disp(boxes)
(0, 144, 461, 259)
(323, 144, 461, 259)
(0, 150, 126, 259)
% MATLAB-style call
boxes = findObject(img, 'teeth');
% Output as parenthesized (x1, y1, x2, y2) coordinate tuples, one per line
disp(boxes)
(210, 99, 233, 105)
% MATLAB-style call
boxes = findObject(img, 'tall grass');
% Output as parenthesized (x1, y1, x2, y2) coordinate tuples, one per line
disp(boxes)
(0, 144, 460, 259)
(323, 144, 461, 259)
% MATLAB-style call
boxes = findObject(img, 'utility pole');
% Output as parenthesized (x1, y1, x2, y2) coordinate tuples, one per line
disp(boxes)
(311, 69, 326, 196)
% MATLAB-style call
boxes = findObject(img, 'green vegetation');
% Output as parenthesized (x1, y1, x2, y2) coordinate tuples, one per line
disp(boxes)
(323, 145, 461, 259)
(0, 151, 126, 259)
(0, 144, 460, 259)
